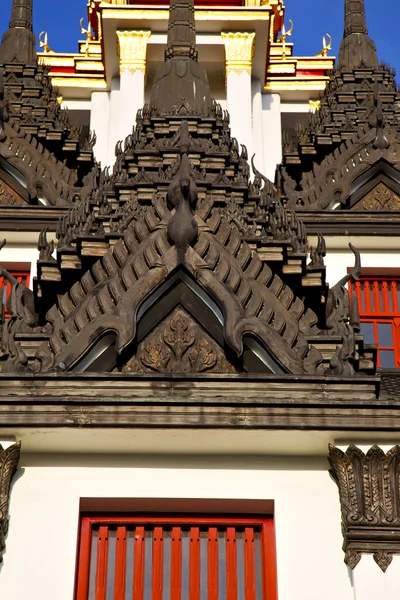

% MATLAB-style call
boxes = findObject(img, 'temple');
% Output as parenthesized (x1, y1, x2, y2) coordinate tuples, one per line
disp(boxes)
(0, 0, 400, 598)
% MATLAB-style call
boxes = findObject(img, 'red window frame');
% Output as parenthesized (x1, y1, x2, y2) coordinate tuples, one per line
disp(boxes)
(350, 276, 400, 368)
(76, 514, 278, 600)
(0, 270, 30, 318)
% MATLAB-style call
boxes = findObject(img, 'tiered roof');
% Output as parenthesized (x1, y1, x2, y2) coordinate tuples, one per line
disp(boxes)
(0, 0, 373, 378)
(0, 0, 95, 207)
(279, 0, 400, 213)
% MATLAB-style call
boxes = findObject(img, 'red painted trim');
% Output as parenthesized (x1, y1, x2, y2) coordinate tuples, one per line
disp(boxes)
(152, 526, 164, 600)
(114, 526, 127, 600)
(1, 270, 30, 319)
(226, 527, 237, 600)
(127, 0, 242, 4)
(76, 517, 92, 600)
(296, 70, 328, 77)
(244, 527, 256, 600)
(133, 526, 145, 600)
(82, 515, 269, 526)
(171, 526, 182, 600)
(261, 521, 278, 600)
(208, 527, 219, 600)
(95, 525, 109, 600)
(77, 515, 276, 600)
(49, 66, 76, 74)
(189, 527, 200, 600)
(351, 276, 400, 368)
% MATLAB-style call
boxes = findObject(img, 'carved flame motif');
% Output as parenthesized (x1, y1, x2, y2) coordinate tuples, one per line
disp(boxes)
(362, 183, 400, 211)
(329, 444, 400, 572)
(164, 311, 195, 363)
(123, 308, 236, 374)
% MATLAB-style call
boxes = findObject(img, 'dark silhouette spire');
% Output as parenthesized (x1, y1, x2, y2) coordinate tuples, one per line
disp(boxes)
(338, 0, 378, 70)
(0, 0, 36, 64)
(150, 0, 210, 115)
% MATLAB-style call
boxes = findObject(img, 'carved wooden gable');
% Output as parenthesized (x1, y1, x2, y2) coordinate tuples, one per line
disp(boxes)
(122, 308, 238, 374)
(0, 178, 27, 206)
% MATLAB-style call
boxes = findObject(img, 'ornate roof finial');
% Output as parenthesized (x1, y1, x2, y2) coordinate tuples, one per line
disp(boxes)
(0, 0, 36, 64)
(338, 0, 378, 70)
(149, 0, 210, 116)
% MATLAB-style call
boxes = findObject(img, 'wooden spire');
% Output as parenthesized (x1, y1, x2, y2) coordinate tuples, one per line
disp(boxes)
(150, 0, 210, 115)
(166, 0, 197, 58)
(338, 0, 378, 70)
(0, 0, 36, 64)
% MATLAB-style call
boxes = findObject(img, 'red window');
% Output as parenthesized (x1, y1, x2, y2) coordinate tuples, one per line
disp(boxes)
(76, 515, 277, 600)
(351, 276, 400, 368)
(0, 270, 30, 318)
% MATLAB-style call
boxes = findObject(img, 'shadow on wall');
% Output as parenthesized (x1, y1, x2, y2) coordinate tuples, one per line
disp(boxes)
(18, 453, 329, 471)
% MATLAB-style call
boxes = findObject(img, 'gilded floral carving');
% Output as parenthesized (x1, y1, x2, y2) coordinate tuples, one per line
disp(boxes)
(0, 180, 23, 206)
(123, 308, 237, 374)
(362, 183, 400, 211)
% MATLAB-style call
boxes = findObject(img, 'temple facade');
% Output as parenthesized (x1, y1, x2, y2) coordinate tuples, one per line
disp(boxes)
(0, 1, 399, 600)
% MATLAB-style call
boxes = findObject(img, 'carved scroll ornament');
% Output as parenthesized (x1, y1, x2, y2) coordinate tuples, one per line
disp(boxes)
(329, 444, 400, 572)
(0, 442, 21, 562)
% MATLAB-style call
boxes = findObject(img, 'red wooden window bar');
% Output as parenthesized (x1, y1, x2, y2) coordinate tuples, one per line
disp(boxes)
(351, 277, 400, 368)
(76, 515, 277, 600)
(0, 270, 30, 318)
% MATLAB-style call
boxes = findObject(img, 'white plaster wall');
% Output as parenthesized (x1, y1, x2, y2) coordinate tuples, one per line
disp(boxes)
(0, 453, 353, 600)
(106, 77, 121, 169)
(261, 93, 282, 181)
(323, 247, 400, 289)
(353, 556, 400, 600)
(226, 71, 253, 161)
(90, 91, 110, 168)
(120, 69, 145, 143)
(252, 78, 264, 174)
(0, 243, 39, 283)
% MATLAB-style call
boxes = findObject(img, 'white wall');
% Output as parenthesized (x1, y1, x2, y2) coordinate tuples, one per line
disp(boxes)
(0, 242, 39, 283)
(90, 91, 111, 168)
(261, 93, 282, 181)
(320, 240, 400, 288)
(0, 451, 353, 600)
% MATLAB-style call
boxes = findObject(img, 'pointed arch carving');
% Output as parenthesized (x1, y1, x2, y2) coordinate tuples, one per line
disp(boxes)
(34, 195, 323, 375)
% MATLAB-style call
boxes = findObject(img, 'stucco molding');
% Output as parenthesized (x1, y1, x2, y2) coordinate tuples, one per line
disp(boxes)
(329, 443, 400, 572)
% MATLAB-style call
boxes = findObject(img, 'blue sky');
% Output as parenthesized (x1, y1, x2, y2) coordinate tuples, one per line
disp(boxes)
(0, 0, 398, 76)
